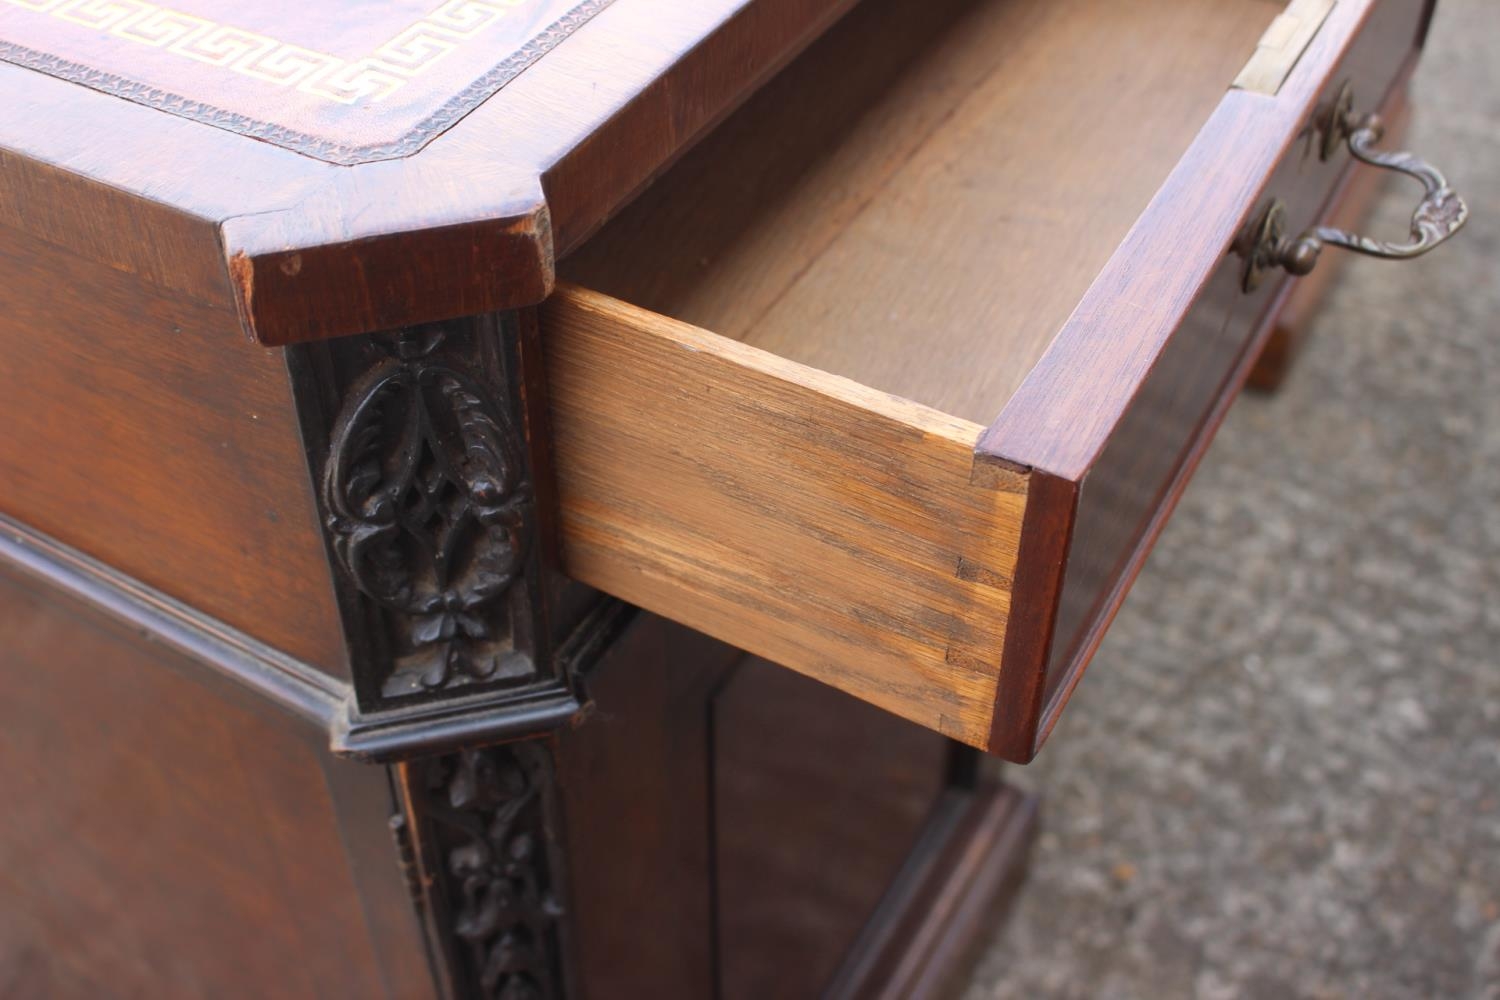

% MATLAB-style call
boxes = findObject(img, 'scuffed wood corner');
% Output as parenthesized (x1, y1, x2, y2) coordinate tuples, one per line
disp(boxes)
(227, 250, 256, 343)
(1233, 0, 1336, 96)
(222, 199, 556, 346)
(969, 451, 1030, 494)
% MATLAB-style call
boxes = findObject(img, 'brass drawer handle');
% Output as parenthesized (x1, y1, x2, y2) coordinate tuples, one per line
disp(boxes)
(1239, 87, 1469, 292)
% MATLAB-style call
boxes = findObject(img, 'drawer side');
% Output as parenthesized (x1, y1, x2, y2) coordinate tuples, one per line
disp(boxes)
(543, 286, 1027, 748)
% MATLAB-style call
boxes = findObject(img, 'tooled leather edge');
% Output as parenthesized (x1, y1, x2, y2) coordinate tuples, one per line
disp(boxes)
(0, 0, 614, 166)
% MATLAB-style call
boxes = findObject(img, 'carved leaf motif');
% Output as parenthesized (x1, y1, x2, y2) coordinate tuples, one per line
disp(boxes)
(422, 747, 560, 1000)
(322, 337, 536, 698)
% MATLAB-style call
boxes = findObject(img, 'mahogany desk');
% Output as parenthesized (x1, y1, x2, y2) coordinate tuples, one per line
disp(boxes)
(0, 0, 1464, 995)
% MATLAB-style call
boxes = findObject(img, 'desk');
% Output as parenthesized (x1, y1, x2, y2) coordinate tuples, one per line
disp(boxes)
(0, 0, 1460, 994)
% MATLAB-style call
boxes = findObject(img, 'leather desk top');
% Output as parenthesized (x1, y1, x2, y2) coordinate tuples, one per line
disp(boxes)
(0, 0, 858, 343)
(0, 0, 611, 163)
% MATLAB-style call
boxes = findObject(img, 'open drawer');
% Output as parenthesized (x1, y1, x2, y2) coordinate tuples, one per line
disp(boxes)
(539, 0, 1455, 760)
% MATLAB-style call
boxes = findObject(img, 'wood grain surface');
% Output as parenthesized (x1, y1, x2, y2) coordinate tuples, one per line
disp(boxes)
(0, 0, 1432, 764)
(824, 782, 1039, 1000)
(561, 0, 1281, 423)
(554, 615, 743, 1000)
(0, 569, 394, 998)
(714, 658, 948, 999)
(0, 513, 347, 731)
(542, 286, 1026, 748)
(0, 221, 348, 676)
(981, 0, 1418, 479)
(1234, 0, 1338, 94)
(0, 0, 612, 164)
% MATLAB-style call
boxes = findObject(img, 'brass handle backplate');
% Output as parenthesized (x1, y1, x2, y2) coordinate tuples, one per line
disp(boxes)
(1239, 82, 1469, 293)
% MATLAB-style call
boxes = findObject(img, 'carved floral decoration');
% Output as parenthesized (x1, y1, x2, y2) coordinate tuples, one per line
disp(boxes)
(322, 328, 535, 697)
(423, 746, 562, 1000)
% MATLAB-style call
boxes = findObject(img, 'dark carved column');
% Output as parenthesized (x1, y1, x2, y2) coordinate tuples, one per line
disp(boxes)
(288, 310, 580, 758)
(394, 742, 569, 1000)
(289, 311, 630, 998)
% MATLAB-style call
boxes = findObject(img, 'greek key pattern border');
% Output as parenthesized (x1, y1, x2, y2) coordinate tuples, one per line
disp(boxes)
(0, 0, 614, 163)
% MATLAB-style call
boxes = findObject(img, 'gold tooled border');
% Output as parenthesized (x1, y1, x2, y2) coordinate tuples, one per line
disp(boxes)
(0, 0, 615, 165)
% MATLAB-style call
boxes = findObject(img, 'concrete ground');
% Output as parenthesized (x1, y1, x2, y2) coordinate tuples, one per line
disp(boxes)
(963, 3, 1500, 998)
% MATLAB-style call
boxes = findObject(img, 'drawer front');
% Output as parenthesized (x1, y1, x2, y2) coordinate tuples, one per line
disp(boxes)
(982, 0, 1434, 756)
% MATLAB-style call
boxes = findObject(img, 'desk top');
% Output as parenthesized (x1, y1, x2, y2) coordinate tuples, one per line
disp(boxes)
(0, 0, 613, 164)
(0, 0, 855, 344)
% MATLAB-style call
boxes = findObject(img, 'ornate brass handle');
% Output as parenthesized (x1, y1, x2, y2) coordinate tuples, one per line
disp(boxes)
(1239, 87, 1468, 292)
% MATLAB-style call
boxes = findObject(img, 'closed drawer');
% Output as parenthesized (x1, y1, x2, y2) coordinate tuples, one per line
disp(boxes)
(541, 0, 1442, 759)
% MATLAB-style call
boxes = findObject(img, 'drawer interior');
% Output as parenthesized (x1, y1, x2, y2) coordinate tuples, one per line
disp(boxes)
(544, 0, 1305, 753)
(561, 0, 1285, 423)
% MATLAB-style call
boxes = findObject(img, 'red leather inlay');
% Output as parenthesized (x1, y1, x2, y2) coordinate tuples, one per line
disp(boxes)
(0, 0, 612, 163)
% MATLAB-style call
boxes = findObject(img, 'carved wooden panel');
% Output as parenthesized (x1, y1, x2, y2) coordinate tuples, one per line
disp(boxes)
(396, 742, 569, 1000)
(291, 311, 577, 759)
(319, 326, 537, 700)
